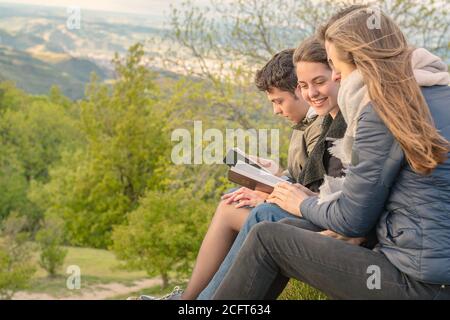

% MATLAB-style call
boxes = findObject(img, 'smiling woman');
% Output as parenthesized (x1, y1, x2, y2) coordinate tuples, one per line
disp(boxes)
(293, 37, 340, 119)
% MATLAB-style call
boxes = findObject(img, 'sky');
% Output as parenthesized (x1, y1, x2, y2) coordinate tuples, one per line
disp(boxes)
(0, 0, 210, 16)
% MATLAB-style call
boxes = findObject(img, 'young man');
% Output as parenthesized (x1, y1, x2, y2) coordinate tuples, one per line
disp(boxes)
(131, 49, 322, 300)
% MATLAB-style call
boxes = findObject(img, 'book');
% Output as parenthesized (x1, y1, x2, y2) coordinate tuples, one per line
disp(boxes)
(227, 160, 290, 194)
(223, 147, 271, 173)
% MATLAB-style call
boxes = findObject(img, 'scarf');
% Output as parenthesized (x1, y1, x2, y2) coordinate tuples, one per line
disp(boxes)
(299, 111, 347, 192)
(318, 47, 450, 204)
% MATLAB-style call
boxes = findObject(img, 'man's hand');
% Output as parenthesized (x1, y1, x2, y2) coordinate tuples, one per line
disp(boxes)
(266, 182, 313, 216)
(222, 187, 269, 208)
(248, 155, 282, 176)
(319, 230, 366, 246)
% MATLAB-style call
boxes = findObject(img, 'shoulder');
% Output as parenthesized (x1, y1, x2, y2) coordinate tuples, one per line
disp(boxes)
(356, 103, 390, 137)
(304, 115, 324, 137)
(421, 85, 450, 136)
(354, 104, 396, 157)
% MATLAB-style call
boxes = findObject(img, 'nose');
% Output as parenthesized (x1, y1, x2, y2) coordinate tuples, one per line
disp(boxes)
(332, 70, 341, 82)
(273, 104, 282, 115)
(308, 86, 319, 99)
(294, 86, 302, 99)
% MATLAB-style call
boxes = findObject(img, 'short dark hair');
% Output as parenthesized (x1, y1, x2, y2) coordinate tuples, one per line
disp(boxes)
(254, 49, 297, 95)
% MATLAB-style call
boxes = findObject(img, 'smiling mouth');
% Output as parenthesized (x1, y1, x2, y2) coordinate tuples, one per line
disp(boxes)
(311, 97, 327, 107)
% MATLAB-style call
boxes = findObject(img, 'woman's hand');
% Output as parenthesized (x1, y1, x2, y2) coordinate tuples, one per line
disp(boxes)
(266, 183, 315, 216)
(221, 187, 269, 208)
(319, 230, 366, 246)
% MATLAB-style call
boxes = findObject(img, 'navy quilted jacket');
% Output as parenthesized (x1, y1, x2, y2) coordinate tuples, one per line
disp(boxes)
(301, 85, 450, 285)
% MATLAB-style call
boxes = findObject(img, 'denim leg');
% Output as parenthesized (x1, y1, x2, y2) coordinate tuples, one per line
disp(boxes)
(197, 203, 314, 300)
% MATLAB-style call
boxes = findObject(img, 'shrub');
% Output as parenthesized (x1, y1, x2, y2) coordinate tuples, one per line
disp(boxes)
(0, 213, 36, 300)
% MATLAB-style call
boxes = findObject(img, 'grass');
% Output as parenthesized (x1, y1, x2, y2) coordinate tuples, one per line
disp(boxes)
(26, 245, 149, 297)
(278, 279, 328, 300)
(21, 245, 326, 300)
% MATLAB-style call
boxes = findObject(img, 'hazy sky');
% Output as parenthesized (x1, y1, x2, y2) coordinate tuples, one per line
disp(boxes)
(0, 0, 210, 16)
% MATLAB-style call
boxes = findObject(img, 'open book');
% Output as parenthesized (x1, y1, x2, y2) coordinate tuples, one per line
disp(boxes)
(223, 147, 271, 173)
(227, 160, 290, 194)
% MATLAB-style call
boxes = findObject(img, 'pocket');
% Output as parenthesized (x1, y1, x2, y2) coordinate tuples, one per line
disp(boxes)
(388, 228, 420, 248)
(385, 209, 422, 249)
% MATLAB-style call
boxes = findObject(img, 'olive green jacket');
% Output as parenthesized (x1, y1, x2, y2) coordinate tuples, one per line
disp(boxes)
(284, 111, 323, 183)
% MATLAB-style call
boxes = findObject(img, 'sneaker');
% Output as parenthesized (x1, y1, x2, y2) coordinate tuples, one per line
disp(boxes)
(128, 286, 184, 300)
(157, 286, 184, 300)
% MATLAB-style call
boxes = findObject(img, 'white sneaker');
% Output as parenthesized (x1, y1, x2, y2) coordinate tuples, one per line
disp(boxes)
(128, 286, 184, 300)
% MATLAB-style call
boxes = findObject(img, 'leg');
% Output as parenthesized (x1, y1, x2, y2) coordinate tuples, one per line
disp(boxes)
(278, 217, 324, 231)
(197, 203, 322, 299)
(181, 200, 250, 299)
(213, 221, 447, 300)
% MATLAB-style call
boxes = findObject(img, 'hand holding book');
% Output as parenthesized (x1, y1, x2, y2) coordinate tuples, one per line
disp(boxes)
(267, 183, 317, 217)
(247, 155, 283, 176)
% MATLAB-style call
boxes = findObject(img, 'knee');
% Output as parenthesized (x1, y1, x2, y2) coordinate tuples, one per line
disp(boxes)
(214, 200, 248, 231)
(246, 221, 292, 253)
(248, 203, 282, 224)
(213, 200, 234, 222)
(246, 221, 274, 244)
(279, 217, 297, 226)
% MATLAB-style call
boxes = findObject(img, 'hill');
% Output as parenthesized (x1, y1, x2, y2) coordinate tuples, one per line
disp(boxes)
(0, 45, 107, 100)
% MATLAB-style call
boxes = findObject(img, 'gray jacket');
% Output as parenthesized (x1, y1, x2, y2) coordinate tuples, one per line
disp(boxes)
(301, 85, 450, 285)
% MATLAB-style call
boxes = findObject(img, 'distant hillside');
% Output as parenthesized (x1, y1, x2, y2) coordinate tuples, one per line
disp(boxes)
(0, 46, 107, 100)
(0, 3, 171, 100)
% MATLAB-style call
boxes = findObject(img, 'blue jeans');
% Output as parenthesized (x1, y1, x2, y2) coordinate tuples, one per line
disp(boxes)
(197, 203, 322, 299)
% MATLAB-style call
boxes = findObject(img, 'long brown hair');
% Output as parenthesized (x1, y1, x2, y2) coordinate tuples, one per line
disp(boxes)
(321, 7, 449, 175)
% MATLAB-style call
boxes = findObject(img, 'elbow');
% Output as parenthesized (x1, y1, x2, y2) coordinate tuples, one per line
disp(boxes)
(334, 219, 374, 238)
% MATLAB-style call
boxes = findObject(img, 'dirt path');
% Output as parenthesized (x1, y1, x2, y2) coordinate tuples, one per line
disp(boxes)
(13, 278, 163, 300)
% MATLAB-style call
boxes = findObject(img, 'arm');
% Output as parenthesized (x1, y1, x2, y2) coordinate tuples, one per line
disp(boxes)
(304, 117, 322, 157)
(300, 106, 405, 237)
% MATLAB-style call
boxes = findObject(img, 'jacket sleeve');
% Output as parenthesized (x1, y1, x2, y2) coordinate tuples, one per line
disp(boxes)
(300, 105, 405, 237)
(304, 116, 323, 157)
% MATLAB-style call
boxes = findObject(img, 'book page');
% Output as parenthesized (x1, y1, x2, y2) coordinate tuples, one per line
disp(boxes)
(224, 148, 272, 174)
(231, 161, 288, 187)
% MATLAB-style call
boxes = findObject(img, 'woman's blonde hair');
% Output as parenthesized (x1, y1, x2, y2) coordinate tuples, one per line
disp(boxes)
(320, 6, 449, 175)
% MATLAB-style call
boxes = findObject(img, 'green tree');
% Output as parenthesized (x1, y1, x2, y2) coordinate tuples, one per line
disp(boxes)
(35, 217, 67, 277)
(165, 0, 448, 72)
(111, 189, 214, 288)
(0, 82, 80, 227)
(32, 44, 170, 248)
(0, 150, 28, 222)
(0, 213, 36, 300)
